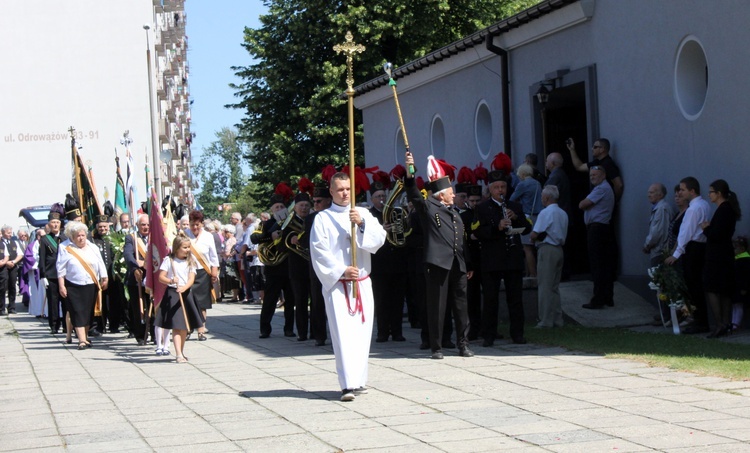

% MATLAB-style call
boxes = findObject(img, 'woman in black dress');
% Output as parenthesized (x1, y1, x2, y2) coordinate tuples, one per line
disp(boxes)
(701, 179, 741, 338)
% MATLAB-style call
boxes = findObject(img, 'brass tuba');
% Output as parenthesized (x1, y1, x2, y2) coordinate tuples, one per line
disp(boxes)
(382, 179, 412, 247)
(283, 214, 310, 261)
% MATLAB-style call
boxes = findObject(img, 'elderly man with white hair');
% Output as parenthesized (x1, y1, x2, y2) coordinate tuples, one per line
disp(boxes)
(531, 185, 568, 328)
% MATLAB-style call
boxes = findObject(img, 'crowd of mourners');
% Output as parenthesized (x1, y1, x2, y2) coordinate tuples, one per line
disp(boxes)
(2, 138, 747, 375)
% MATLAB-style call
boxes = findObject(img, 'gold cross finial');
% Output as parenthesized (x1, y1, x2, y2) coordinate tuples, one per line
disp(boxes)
(68, 126, 76, 139)
(334, 31, 365, 91)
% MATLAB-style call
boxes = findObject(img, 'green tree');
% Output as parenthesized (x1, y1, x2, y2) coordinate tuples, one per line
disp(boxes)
(229, 0, 539, 200)
(195, 127, 248, 217)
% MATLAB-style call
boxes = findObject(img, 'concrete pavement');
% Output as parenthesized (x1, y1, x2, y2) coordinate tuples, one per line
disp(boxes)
(2, 299, 750, 452)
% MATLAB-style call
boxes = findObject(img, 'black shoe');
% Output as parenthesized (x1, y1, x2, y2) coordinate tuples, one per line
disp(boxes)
(137, 339, 146, 346)
(127, 333, 134, 339)
(315, 340, 325, 346)
(259, 333, 270, 339)
(0, 310, 6, 316)
(683, 324, 710, 335)
(512, 337, 528, 345)
(582, 303, 605, 309)
(375, 336, 388, 343)
(110, 329, 121, 334)
(419, 342, 430, 350)
(392, 335, 406, 342)
(284, 331, 296, 337)
(482, 339, 494, 347)
(7, 310, 16, 314)
(605, 301, 614, 307)
(431, 351, 444, 360)
(459, 347, 475, 357)
(442, 341, 456, 349)
(88, 329, 102, 337)
(297, 336, 308, 342)
(50, 327, 59, 335)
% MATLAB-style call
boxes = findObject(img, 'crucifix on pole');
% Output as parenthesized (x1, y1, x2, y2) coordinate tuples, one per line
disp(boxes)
(334, 31, 365, 298)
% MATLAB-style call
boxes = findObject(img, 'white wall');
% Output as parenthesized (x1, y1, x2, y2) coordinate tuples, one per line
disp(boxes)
(0, 0, 155, 227)
(359, 0, 750, 276)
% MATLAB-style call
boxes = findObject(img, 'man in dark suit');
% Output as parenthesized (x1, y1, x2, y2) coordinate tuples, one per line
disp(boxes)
(251, 193, 296, 339)
(405, 152, 473, 360)
(124, 214, 150, 345)
(544, 153, 571, 213)
(283, 192, 312, 341)
(39, 204, 67, 332)
(459, 184, 484, 341)
(0, 225, 22, 315)
(369, 180, 408, 343)
(474, 170, 530, 346)
(305, 184, 332, 346)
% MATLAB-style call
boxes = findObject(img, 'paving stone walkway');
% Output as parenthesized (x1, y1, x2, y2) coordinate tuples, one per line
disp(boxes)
(1, 301, 750, 452)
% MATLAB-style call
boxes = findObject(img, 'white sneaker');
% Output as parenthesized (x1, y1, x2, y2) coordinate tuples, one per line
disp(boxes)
(155, 348, 163, 356)
(340, 390, 355, 402)
(353, 387, 369, 395)
(162, 349, 170, 356)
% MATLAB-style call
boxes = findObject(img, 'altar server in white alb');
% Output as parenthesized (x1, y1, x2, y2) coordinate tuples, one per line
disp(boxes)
(310, 172, 386, 402)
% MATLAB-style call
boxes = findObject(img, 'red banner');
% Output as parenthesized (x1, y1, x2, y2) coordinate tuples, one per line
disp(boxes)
(145, 189, 169, 307)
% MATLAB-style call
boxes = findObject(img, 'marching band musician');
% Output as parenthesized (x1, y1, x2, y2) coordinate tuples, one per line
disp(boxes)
(457, 181, 484, 341)
(473, 169, 530, 346)
(252, 188, 296, 339)
(305, 183, 333, 346)
(404, 153, 474, 360)
(284, 191, 313, 341)
(369, 180, 408, 343)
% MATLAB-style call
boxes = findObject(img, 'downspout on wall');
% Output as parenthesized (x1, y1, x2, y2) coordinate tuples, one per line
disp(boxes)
(485, 34, 512, 159)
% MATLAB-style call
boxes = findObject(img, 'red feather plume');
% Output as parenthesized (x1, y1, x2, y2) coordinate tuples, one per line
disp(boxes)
(274, 182, 294, 204)
(321, 165, 337, 183)
(457, 166, 476, 184)
(474, 162, 488, 185)
(390, 164, 406, 181)
(342, 165, 371, 195)
(372, 170, 392, 190)
(416, 176, 425, 191)
(298, 177, 315, 196)
(435, 159, 456, 182)
(491, 152, 512, 174)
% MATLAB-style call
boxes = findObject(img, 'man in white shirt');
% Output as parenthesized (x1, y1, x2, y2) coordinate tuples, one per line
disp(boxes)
(531, 185, 568, 328)
(665, 176, 711, 334)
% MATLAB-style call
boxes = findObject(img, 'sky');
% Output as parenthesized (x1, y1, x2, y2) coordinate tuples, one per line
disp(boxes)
(185, 0, 267, 168)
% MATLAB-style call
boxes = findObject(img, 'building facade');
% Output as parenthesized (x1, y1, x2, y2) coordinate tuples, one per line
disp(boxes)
(355, 0, 750, 281)
(0, 0, 193, 226)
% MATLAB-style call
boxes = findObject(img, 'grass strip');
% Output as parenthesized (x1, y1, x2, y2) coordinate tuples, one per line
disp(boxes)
(525, 325, 750, 381)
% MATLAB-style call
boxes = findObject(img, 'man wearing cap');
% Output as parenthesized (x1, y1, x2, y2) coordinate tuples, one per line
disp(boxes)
(474, 170, 530, 346)
(310, 172, 385, 401)
(39, 204, 67, 332)
(305, 183, 333, 346)
(405, 152, 474, 360)
(284, 192, 313, 341)
(251, 192, 296, 338)
(90, 215, 116, 334)
(369, 180, 408, 343)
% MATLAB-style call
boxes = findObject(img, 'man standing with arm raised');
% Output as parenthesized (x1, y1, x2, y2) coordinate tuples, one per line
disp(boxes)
(404, 152, 474, 360)
(310, 172, 385, 402)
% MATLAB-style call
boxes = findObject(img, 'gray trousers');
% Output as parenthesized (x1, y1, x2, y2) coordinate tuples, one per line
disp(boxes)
(537, 244, 564, 327)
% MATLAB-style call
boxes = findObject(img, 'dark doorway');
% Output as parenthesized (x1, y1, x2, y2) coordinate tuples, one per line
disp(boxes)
(530, 66, 599, 276)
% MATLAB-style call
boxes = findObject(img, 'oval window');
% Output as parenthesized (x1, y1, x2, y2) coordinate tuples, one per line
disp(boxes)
(475, 101, 493, 159)
(674, 36, 708, 121)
